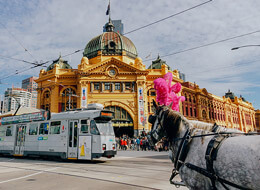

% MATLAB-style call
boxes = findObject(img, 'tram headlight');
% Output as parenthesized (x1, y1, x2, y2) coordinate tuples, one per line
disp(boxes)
(102, 144, 106, 151)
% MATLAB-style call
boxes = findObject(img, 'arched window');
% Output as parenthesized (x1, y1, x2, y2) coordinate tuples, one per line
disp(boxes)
(189, 95, 192, 102)
(202, 110, 207, 120)
(61, 88, 77, 111)
(42, 90, 51, 111)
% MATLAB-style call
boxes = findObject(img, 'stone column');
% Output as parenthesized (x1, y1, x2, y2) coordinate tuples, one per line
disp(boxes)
(90, 82, 93, 93)
(100, 82, 103, 92)
(111, 82, 114, 92)
(50, 85, 59, 113)
(132, 82, 135, 92)
(121, 82, 125, 93)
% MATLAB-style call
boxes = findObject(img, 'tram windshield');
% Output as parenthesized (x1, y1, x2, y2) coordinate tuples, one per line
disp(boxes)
(95, 120, 114, 136)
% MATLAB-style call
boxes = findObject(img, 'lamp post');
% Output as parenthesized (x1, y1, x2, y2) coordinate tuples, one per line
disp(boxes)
(231, 44, 260, 50)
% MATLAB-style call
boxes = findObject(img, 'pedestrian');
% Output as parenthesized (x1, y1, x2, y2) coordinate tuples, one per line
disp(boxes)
(123, 138, 127, 150)
(131, 138, 135, 150)
(136, 137, 140, 151)
(120, 138, 124, 150)
(140, 138, 144, 151)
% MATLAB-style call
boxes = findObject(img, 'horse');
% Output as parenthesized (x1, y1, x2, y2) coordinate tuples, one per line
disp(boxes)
(148, 101, 260, 190)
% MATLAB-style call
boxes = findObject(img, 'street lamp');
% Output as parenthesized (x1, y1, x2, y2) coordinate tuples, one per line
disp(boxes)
(231, 44, 260, 50)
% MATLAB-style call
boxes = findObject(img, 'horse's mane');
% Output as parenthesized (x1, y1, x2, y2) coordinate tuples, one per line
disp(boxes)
(164, 109, 190, 139)
(188, 120, 215, 131)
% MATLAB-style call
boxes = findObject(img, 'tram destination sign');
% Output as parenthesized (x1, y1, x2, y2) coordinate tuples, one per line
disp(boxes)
(0, 111, 50, 125)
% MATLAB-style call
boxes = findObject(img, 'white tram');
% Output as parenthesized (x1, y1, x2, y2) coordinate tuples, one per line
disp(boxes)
(0, 104, 117, 160)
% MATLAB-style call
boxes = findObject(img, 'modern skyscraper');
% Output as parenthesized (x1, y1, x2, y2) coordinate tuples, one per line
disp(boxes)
(22, 76, 38, 108)
(0, 95, 3, 114)
(3, 88, 32, 113)
(103, 20, 124, 34)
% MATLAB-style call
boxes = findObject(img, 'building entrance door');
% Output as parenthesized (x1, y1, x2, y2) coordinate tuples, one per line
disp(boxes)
(68, 120, 78, 159)
(105, 106, 134, 137)
(14, 125, 26, 156)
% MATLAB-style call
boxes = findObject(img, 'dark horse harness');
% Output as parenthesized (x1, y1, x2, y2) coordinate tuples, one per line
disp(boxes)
(155, 109, 255, 190)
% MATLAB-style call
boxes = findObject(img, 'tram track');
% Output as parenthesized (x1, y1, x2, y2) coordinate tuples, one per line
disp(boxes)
(0, 160, 170, 182)
(0, 163, 165, 190)
(0, 156, 171, 173)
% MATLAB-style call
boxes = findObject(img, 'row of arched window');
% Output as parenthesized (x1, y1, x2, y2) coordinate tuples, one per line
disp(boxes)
(183, 93, 196, 103)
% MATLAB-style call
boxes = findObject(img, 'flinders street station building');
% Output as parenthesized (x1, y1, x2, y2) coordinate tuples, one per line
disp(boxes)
(35, 20, 256, 137)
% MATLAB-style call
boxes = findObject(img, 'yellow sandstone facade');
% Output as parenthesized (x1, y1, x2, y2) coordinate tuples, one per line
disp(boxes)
(35, 20, 255, 136)
(181, 82, 255, 132)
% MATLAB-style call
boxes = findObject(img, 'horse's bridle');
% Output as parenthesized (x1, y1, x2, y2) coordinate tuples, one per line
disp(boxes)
(151, 107, 168, 142)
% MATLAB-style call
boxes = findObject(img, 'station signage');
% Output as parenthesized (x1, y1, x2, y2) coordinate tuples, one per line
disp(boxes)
(0, 111, 50, 125)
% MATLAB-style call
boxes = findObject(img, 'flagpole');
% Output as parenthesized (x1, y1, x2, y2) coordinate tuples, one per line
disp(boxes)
(109, 0, 111, 21)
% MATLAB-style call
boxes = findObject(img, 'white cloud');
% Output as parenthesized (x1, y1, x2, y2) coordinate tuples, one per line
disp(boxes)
(0, 0, 260, 108)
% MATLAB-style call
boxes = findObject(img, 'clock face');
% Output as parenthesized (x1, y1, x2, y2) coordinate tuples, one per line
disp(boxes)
(109, 69, 116, 76)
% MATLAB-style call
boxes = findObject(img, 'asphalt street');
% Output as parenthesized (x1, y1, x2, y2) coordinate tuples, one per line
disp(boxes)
(0, 150, 188, 190)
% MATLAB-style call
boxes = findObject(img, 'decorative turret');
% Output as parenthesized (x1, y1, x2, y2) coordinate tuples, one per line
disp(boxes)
(225, 89, 235, 99)
(46, 55, 72, 71)
(147, 55, 172, 70)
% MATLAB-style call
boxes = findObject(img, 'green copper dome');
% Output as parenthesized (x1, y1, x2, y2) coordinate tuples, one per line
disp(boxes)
(83, 21, 138, 59)
(47, 56, 72, 71)
(148, 55, 172, 70)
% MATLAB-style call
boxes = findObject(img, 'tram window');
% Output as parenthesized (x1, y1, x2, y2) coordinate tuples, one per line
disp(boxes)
(90, 120, 100, 135)
(39, 123, 49, 135)
(0, 128, 5, 137)
(6, 126, 13, 136)
(50, 121, 61, 134)
(29, 123, 38, 135)
(81, 120, 89, 133)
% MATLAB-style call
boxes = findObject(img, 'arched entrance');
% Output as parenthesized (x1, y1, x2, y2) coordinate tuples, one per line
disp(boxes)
(105, 106, 134, 137)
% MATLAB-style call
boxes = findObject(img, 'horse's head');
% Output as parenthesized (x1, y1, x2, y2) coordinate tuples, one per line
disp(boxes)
(148, 100, 184, 146)
(148, 100, 171, 146)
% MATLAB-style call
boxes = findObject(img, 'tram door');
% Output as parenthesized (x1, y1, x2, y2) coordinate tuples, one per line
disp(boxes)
(14, 125, 26, 156)
(68, 120, 78, 159)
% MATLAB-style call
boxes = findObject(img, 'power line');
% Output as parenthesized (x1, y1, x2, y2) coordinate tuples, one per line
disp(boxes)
(124, 0, 213, 35)
(0, 21, 38, 62)
(0, 1, 212, 80)
(0, 49, 84, 81)
(0, 54, 43, 66)
(185, 59, 260, 76)
(144, 29, 260, 62)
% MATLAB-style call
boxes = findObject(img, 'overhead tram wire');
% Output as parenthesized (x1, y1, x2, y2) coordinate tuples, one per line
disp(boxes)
(123, 0, 213, 35)
(143, 29, 260, 63)
(0, 21, 38, 63)
(0, 1, 212, 80)
(0, 54, 46, 67)
(3, 26, 260, 80)
(0, 49, 84, 81)
(185, 59, 260, 76)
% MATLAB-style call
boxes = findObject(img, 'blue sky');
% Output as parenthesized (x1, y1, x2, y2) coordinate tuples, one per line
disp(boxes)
(0, 0, 260, 109)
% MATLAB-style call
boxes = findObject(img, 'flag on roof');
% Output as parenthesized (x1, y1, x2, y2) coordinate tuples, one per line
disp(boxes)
(106, 1, 110, 15)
